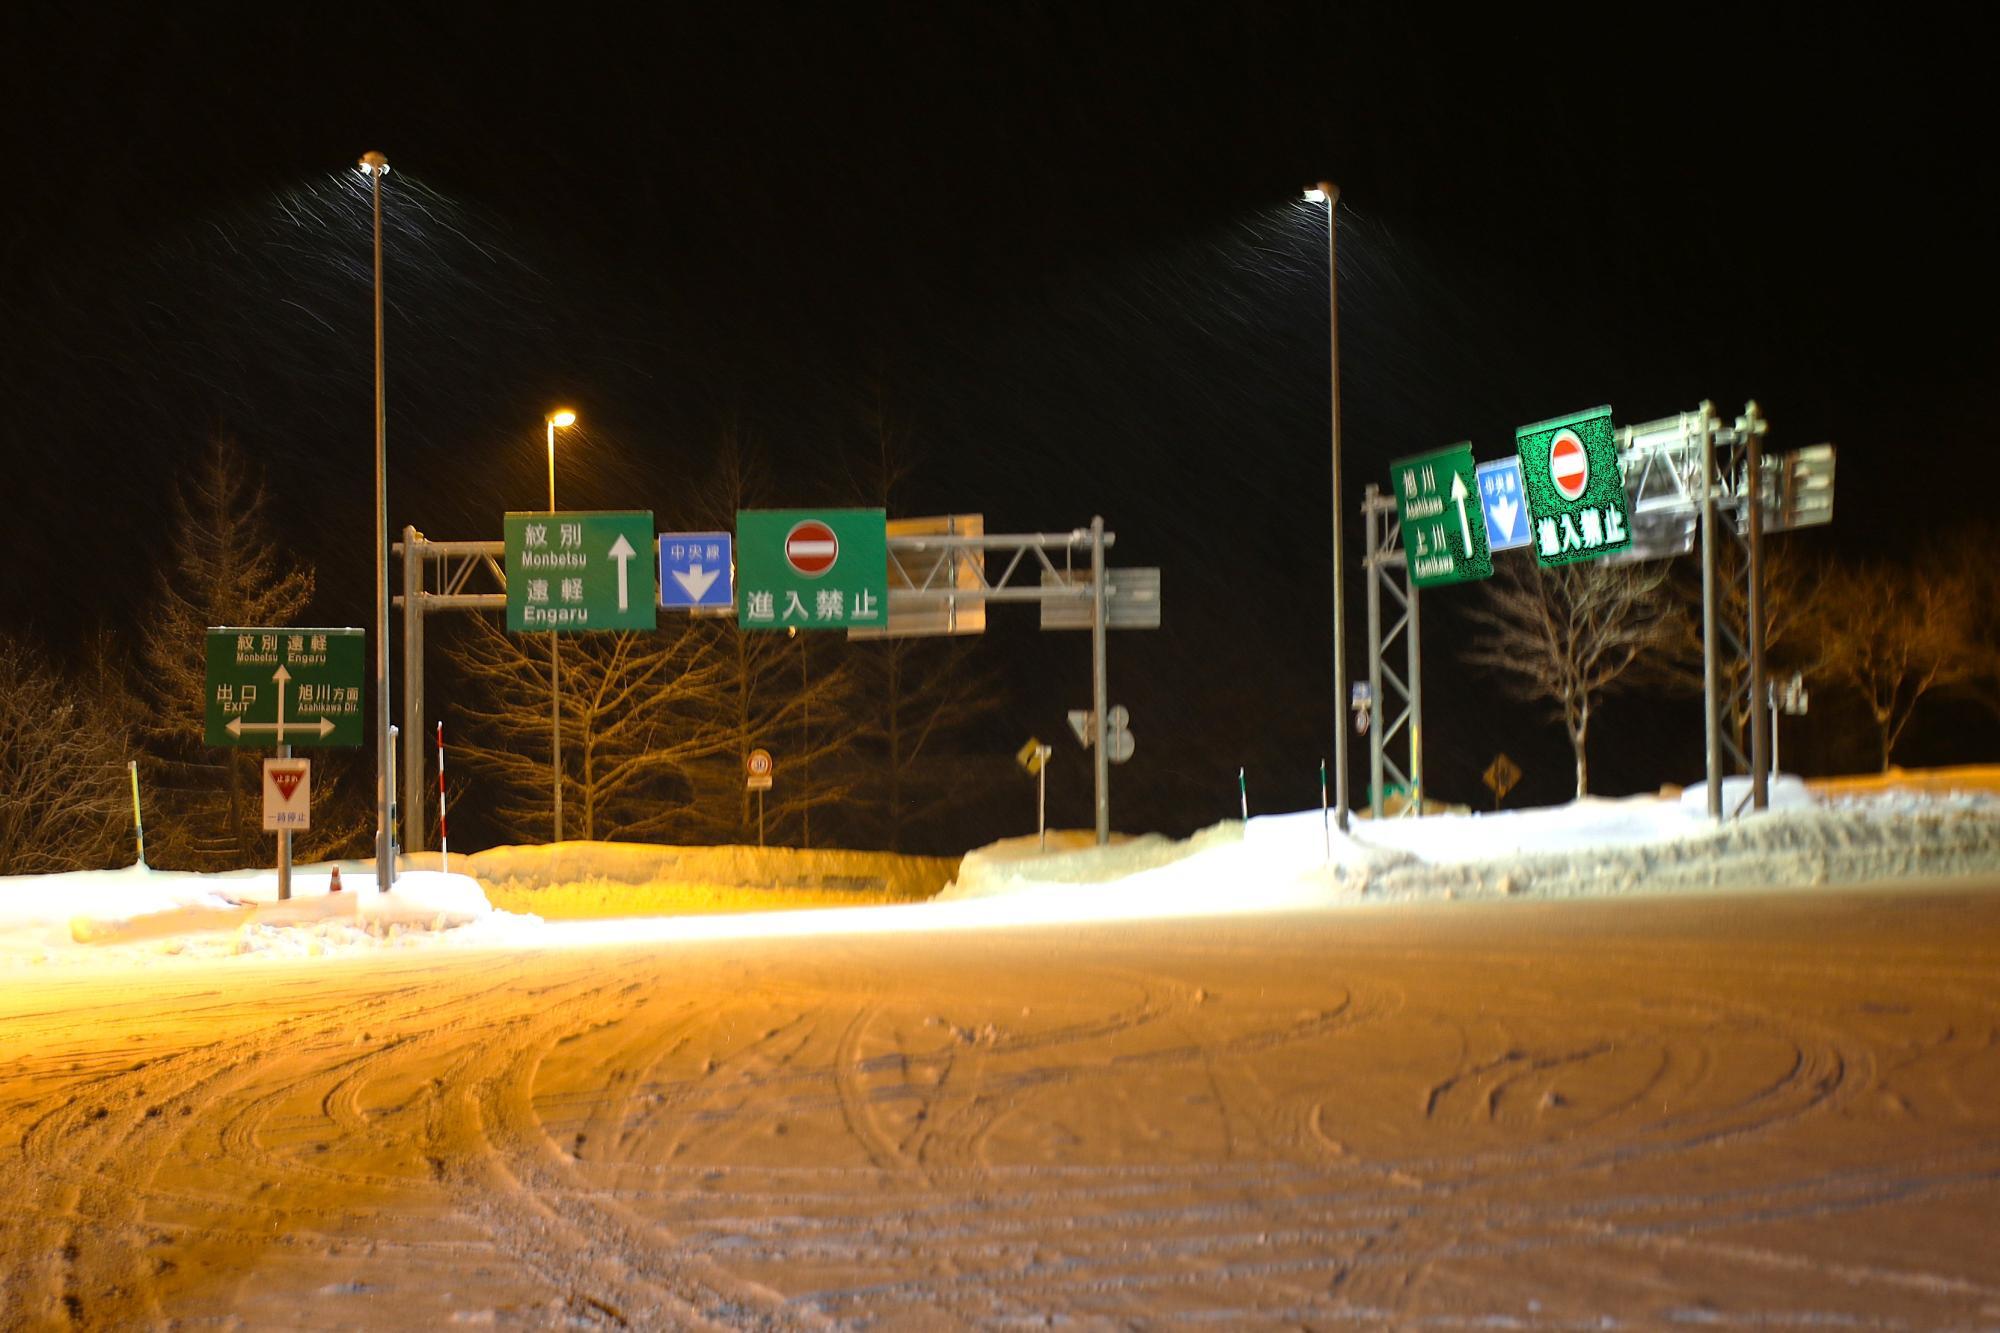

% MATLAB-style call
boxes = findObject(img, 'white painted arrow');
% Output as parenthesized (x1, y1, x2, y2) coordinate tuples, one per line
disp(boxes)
(1491, 493, 1520, 542)
(672, 563, 719, 602)
(609, 534, 637, 611)
(1449, 471, 1473, 554)
(224, 664, 337, 741)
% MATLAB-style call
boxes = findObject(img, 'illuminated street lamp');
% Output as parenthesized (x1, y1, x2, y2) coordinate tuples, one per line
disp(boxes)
(1303, 181, 1350, 831)
(546, 408, 577, 842)
(359, 150, 393, 890)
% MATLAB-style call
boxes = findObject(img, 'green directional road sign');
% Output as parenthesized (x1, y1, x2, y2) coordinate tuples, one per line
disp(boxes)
(1516, 406, 1631, 567)
(735, 509, 888, 632)
(205, 627, 365, 748)
(1390, 442, 1492, 587)
(505, 511, 657, 631)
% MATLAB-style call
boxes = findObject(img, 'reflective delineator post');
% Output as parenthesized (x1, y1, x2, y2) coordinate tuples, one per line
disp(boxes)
(1238, 767, 1248, 821)
(277, 742, 293, 902)
(437, 721, 448, 873)
(128, 759, 145, 868)
(1321, 759, 1330, 863)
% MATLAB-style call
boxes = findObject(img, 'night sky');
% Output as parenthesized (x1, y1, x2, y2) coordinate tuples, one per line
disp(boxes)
(4, 7, 1993, 843)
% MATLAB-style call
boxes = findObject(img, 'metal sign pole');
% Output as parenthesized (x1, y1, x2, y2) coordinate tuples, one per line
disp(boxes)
(1698, 401, 1723, 820)
(402, 524, 426, 858)
(277, 742, 293, 901)
(1743, 402, 1769, 811)
(757, 788, 765, 849)
(1038, 758, 1048, 852)
(364, 151, 394, 895)
(1364, 486, 1385, 819)
(1090, 515, 1110, 846)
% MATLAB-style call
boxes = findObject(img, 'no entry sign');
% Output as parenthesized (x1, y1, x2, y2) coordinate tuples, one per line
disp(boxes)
(785, 520, 840, 576)
(736, 509, 887, 631)
(1516, 406, 1632, 568)
(1549, 429, 1589, 501)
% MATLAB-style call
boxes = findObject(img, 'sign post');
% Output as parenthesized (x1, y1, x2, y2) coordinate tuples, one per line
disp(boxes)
(1481, 753, 1523, 809)
(208, 629, 360, 899)
(1516, 406, 1632, 567)
(263, 751, 310, 899)
(746, 749, 773, 848)
(1015, 738, 1052, 850)
(1390, 443, 1492, 587)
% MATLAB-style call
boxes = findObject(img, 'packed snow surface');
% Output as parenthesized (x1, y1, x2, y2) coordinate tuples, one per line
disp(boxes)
(4, 768, 2000, 1325)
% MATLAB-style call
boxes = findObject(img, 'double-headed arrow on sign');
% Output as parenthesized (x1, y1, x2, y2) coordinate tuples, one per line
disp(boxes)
(223, 665, 337, 741)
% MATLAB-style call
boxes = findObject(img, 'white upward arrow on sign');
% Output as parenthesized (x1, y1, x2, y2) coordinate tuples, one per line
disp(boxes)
(1449, 471, 1473, 555)
(608, 534, 637, 611)
(225, 664, 337, 741)
(672, 564, 719, 601)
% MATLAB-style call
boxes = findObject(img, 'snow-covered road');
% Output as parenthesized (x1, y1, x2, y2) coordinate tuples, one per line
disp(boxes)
(5, 879, 1998, 1327)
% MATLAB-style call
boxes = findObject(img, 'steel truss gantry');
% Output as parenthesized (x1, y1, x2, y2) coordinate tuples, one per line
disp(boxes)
(1361, 485, 1422, 819)
(391, 520, 1129, 855)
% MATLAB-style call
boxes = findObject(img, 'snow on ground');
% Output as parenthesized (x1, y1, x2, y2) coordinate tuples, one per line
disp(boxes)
(4, 767, 1998, 968)
(5, 767, 2000, 1326)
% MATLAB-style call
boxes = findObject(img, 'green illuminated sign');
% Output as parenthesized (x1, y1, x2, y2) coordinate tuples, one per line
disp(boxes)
(504, 511, 657, 631)
(1516, 406, 1631, 567)
(204, 628, 365, 748)
(735, 509, 888, 631)
(1390, 442, 1492, 587)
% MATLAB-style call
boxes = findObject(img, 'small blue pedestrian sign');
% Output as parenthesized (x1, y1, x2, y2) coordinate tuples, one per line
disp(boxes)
(1476, 456, 1530, 553)
(659, 531, 733, 610)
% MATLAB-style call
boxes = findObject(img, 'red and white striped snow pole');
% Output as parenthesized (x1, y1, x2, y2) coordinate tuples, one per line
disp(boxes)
(437, 721, 448, 873)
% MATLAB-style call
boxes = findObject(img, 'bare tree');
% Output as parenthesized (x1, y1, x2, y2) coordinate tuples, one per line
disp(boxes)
(135, 437, 366, 868)
(831, 384, 1006, 849)
(0, 636, 131, 875)
(444, 618, 730, 843)
(1464, 558, 1695, 797)
(1933, 525, 2000, 727)
(1681, 533, 1820, 757)
(1800, 558, 1977, 771)
(670, 430, 865, 848)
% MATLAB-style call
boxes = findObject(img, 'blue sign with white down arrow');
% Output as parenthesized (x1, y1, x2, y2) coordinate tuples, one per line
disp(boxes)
(659, 532, 733, 609)
(1476, 456, 1530, 553)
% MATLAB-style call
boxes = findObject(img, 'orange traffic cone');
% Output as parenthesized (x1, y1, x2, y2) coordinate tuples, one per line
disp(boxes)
(330, 866, 343, 893)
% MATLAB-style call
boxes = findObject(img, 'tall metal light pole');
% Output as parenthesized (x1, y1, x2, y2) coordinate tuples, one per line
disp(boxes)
(1305, 182, 1350, 831)
(545, 408, 576, 842)
(360, 150, 394, 891)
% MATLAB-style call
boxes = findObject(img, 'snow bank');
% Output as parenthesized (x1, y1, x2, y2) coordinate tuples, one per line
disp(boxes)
(0, 859, 515, 966)
(939, 775, 2000, 908)
(6, 769, 1998, 967)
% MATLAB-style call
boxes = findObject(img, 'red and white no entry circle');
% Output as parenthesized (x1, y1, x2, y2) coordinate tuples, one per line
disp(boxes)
(784, 520, 839, 576)
(746, 748, 773, 777)
(1549, 429, 1589, 502)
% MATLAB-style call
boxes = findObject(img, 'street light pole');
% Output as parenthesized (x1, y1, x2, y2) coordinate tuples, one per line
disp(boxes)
(1306, 181, 1350, 832)
(361, 150, 394, 892)
(545, 409, 575, 843)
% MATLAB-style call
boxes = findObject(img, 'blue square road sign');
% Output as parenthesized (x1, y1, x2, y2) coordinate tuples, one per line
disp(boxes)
(1476, 456, 1530, 552)
(659, 531, 733, 609)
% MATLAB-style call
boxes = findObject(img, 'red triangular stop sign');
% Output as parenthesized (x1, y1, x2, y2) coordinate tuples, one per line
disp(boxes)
(271, 770, 303, 801)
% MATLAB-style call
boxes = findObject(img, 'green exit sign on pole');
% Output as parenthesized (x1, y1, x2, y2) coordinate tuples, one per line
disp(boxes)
(504, 511, 657, 631)
(1516, 406, 1631, 567)
(205, 628, 365, 748)
(1390, 442, 1492, 587)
